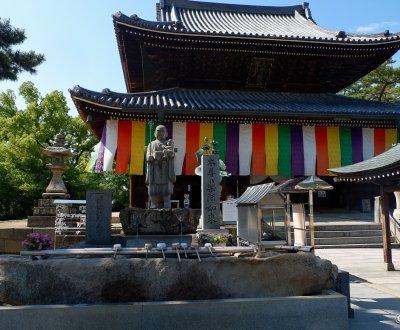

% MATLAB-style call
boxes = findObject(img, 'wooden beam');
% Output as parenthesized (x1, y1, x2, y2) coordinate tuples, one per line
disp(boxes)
(383, 185, 400, 193)
(380, 186, 395, 271)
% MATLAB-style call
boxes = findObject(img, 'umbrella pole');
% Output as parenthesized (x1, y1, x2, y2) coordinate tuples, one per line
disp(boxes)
(309, 190, 315, 247)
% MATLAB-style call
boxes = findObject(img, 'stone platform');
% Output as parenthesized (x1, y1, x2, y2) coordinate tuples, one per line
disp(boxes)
(0, 291, 348, 330)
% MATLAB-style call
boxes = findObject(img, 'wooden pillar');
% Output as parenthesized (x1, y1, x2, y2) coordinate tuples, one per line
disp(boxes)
(380, 185, 395, 271)
(129, 175, 134, 208)
(286, 194, 292, 245)
(309, 190, 315, 247)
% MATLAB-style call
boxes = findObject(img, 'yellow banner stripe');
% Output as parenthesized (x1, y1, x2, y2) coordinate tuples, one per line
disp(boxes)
(199, 123, 213, 152)
(327, 126, 341, 174)
(265, 124, 278, 175)
(129, 121, 146, 175)
(385, 129, 397, 150)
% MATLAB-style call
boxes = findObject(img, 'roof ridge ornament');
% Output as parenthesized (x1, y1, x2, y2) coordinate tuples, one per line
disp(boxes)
(336, 31, 347, 39)
(130, 14, 139, 21)
(302, 2, 312, 19)
(102, 88, 111, 96)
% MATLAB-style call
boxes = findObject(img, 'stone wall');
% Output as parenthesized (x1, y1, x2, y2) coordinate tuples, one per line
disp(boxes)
(0, 228, 83, 254)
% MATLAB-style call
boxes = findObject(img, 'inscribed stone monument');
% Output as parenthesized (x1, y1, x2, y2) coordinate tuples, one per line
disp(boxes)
(200, 154, 221, 229)
(86, 190, 112, 245)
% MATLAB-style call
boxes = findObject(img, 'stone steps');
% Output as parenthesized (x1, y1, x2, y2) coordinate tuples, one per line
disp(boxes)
(314, 223, 390, 249)
(314, 242, 400, 249)
(274, 223, 398, 249)
(314, 230, 383, 238)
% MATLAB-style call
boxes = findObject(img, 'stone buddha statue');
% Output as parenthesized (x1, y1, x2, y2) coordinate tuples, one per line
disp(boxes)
(145, 125, 176, 208)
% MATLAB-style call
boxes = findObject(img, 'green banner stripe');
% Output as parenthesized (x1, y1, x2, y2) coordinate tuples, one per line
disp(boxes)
(278, 125, 291, 176)
(213, 123, 227, 162)
(144, 121, 158, 175)
(340, 127, 352, 166)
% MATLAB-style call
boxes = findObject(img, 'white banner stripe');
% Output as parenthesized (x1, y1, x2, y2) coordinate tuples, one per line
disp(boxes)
(239, 124, 252, 176)
(362, 128, 374, 161)
(173, 122, 186, 175)
(103, 120, 118, 172)
(303, 126, 316, 176)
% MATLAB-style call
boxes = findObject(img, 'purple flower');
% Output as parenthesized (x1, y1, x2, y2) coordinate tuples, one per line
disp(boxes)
(21, 232, 53, 251)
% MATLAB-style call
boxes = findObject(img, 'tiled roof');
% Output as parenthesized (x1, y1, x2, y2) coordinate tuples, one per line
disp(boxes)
(329, 144, 400, 175)
(114, 0, 400, 44)
(70, 86, 400, 119)
(236, 183, 276, 205)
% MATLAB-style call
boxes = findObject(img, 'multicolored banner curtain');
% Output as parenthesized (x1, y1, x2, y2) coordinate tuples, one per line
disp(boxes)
(86, 120, 398, 176)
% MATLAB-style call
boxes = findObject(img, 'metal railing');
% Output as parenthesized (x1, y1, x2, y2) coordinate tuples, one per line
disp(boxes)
(389, 214, 400, 244)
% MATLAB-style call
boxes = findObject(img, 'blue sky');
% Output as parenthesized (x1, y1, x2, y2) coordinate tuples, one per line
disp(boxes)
(2, 0, 400, 115)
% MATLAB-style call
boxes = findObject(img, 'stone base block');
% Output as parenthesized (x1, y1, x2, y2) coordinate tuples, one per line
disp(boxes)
(119, 207, 201, 235)
(27, 216, 55, 227)
(37, 199, 55, 207)
(33, 207, 56, 216)
(0, 291, 348, 330)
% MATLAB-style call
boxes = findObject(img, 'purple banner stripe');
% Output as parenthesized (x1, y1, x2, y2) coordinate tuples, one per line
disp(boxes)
(164, 122, 173, 140)
(351, 127, 363, 163)
(291, 126, 304, 176)
(226, 123, 239, 176)
(95, 124, 107, 173)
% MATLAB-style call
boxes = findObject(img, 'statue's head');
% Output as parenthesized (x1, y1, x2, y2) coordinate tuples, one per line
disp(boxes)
(155, 125, 168, 140)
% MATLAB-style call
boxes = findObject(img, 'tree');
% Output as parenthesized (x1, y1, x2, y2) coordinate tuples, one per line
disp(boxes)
(0, 18, 45, 81)
(0, 82, 130, 219)
(0, 82, 96, 219)
(341, 59, 400, 102)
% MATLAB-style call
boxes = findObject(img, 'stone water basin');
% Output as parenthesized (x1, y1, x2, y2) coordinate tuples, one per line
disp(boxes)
(0, 251, 337, 305)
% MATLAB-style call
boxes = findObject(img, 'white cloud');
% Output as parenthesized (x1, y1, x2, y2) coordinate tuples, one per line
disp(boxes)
(354, 21, 400, 34)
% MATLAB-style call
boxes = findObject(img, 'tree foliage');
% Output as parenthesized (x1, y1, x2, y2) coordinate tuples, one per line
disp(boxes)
(0, 82, 96, 218)
(0, 18, 45, 81)
(0, 82, 130, 219)
(341, 59, 400, 102)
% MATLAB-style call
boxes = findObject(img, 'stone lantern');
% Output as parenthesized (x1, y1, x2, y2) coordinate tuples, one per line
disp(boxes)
(27, 133, 73, 227)
(41, 133, 73, 199)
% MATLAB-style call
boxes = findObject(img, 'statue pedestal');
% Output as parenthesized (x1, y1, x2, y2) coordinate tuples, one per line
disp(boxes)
(119, 208, 201, 236)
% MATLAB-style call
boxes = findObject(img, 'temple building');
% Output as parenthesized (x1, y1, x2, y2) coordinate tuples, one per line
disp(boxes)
(70, 0, 400, 210)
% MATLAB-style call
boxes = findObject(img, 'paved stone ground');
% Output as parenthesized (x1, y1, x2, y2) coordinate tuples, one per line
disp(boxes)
(316, 248, 400, 329)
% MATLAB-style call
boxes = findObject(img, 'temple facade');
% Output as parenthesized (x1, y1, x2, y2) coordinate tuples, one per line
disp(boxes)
(70, 0, 400, 210)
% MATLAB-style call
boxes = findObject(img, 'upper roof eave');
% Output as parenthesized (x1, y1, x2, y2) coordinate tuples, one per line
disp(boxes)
(113, 12, 400, 45)
(70, 85, 400, 120)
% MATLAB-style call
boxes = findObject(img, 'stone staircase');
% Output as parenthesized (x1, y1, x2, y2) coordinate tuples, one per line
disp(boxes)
(313, 223, 399, 249)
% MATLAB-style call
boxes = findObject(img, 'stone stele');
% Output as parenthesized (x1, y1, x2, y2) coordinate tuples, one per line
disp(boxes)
(0, 252, 337, 305)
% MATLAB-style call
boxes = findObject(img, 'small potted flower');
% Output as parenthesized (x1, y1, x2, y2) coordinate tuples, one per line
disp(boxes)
(21, 233, 53, 258)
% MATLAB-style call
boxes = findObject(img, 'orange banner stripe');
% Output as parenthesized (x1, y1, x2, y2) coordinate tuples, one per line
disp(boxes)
(252, 124, 266, 175)
(315, 126, 329, 176)
(115, 120, 132, 173)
